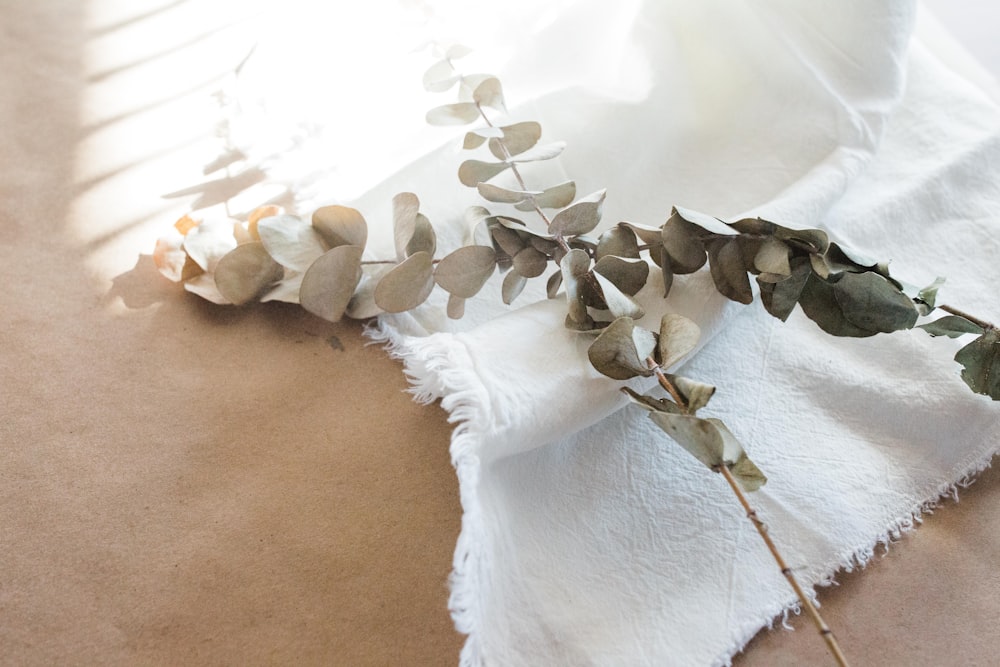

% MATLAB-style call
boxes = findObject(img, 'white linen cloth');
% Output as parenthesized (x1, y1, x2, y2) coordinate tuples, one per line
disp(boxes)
(239, 1, 1000, 664)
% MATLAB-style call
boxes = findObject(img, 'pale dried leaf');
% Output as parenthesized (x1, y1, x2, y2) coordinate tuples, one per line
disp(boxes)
(392, 192, 420, 261)
(299, 245, 364, 322)
(434, 245, 497, 298)
(374, 251, 435, 313)
(658, 314, 701, 369)
(593, 255, 648, 296)
(501, 270, 527, 305)
(257, 214, 326, 272)
(560, 249, 592, 326)
(261, 272, 304, 304)
(587, 317, 656, 380)
(592, 272, 644, 319)
(648, 412, 724, 470)
(183, 220, 237, 272)
(473, 77, 504, 110)
(312, 205, 368, 250)
(489, 121, 542, 160)
(247, 205, 281, 241)
(508, 141, 565, 164)
(426, 102, 480, 126)
(546, 269, 563, 298)
(406, 213, 436, 258)
(447, 293, 466, 319)
(754, 237, 791, 276)
(214, 242, 284, 306)
(667, 374, 716, 414)
(549, 190, 606, 237)
(345, 264, 393, 319)
(513, 246, 548, 278)
(153, 231, 192, 282)
(184, 273, 230, 304)
(477, 183, 539, 204)
(516, 180, 576, 211)
(459, 159, 510, 187)
(423, 59, 458, 92)
(673, 206, 737, 236)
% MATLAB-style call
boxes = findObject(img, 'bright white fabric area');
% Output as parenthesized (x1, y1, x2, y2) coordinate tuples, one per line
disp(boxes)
(230, 1, 1000, 665)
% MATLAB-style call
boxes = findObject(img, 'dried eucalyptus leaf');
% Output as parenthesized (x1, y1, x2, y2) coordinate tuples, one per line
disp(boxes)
(596, 225, 640, 260)
(809, 253, 831, 280)
(955, 329, 1000, 398)
(434, 245, 497, 298)
(261, 272, 303, 304)
(447, 293, 466, 319)
(660, 250, 674, 298)
(513, 246, 548, 278)
(826, 241, 879, 271)
(406, 213, 436, 258)
(549, 190, 606, 237)
(517, 181, 576, 211)
(832, 271, 918, 333)
(776, 224, 830, 255)
(491, 225, 526, 257)
(299, 245, 364, 322)
(661, 210, 707, 274)
(392, 192, 420, 261)
(489, 121, 542, 160)
(707, 239, 753, 304)
(658, 314, 701, 370)
(501, 270, 527, 305)
(183, 220, 237, 272)
(673, 206, 737, 236)
(592, 272, 644, 319)
(620, 221, 664, 245)
(459, 159, 511, 187)
(758, 257, 810, 321)
(472, 77, 504, 110)
(588, 317, 656, 380)
(561, 249, 593, 326)
(754, 237, 791, 276)
(918, 315, 984, 338)
(426, 102, 481, 126)
(915, 276, 946, 315)
(546, 269, 563, 298)
(729, 450, 767, 492)
(463, 132, 488, 150)
(312, 205, 367, 250)
(214, 242, 284, 306)
(508, 141, 566, 164)
(593, 255, 648, 296)
(667, 374, 716, 414)
(477, 182, 540, 204)
(798, 272, 876, 337)
(373, 251, 435, 313)
(345, 263, 393, 319)
(423, 59, 458, 92)
(620, 386, 683, 414)
(184, 273, 230, 304)
(529, 235, 558, 256)
(648, 412, 725, 469)
(257, 214, 326, 272)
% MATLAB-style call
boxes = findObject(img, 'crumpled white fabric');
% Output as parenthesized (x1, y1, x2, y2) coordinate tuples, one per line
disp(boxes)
(241, 1, 1000, 664)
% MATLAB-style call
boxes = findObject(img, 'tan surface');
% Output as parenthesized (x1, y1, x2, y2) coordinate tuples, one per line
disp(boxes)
(2, 1, 998, 665)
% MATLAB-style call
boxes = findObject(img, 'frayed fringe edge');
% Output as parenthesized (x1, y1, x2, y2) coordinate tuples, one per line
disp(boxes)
(715, 446, 997, 667)
(366, 319, 488, 667)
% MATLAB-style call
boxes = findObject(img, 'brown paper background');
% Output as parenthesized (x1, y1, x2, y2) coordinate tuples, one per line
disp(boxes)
(2, 1, 997, 664)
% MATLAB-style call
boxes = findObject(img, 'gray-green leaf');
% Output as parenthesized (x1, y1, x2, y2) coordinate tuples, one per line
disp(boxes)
(477, 182, 540, 204)
(955, 328, 1000, 399)
(798, 272, 876, 338)
(588, 317, 657, 380)
(516, 181, 576, 211)
(707, 238, 753, 304)
(459, 159, 511, 187)
(489, 121, 541, 160)
(214, 242, 284, 306)
(312, 205, 368, 250)
(426, 102, 481, 126)
(434, 245, 497, 298)
(918, 315, 985, 338)
(392, 192, 420, 261)
(595, 225, 640, 260)
(593, 255, 648, 296)
(299, 245, 364, 322)
(662, 209, 707, 274)
(507, 141, 566, 164)
(657, 314, 701, 370)
(832, 271, 918, 333)
(549, 190, 606, 237)
(374, 251, 435, 313)
(501, 270, 527, 305)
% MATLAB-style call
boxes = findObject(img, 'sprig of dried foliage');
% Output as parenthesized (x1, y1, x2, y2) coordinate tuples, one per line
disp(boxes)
(152, 45, 1000, 666)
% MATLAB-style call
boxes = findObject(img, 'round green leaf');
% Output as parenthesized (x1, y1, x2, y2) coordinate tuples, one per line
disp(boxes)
(374, 252, 435, 313)
(955, 329, 1000, 398)
(798, 272, 876, 337)
(299, 245, 364, 322)
(434, 245, 497, 298)
(214, 242, 284, 306)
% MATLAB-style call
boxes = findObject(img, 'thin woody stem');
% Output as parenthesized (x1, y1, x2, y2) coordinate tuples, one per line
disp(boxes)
(716, 465, 850, 667)
(650, 367, 850, 667)
(938, 304, 995, 331)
